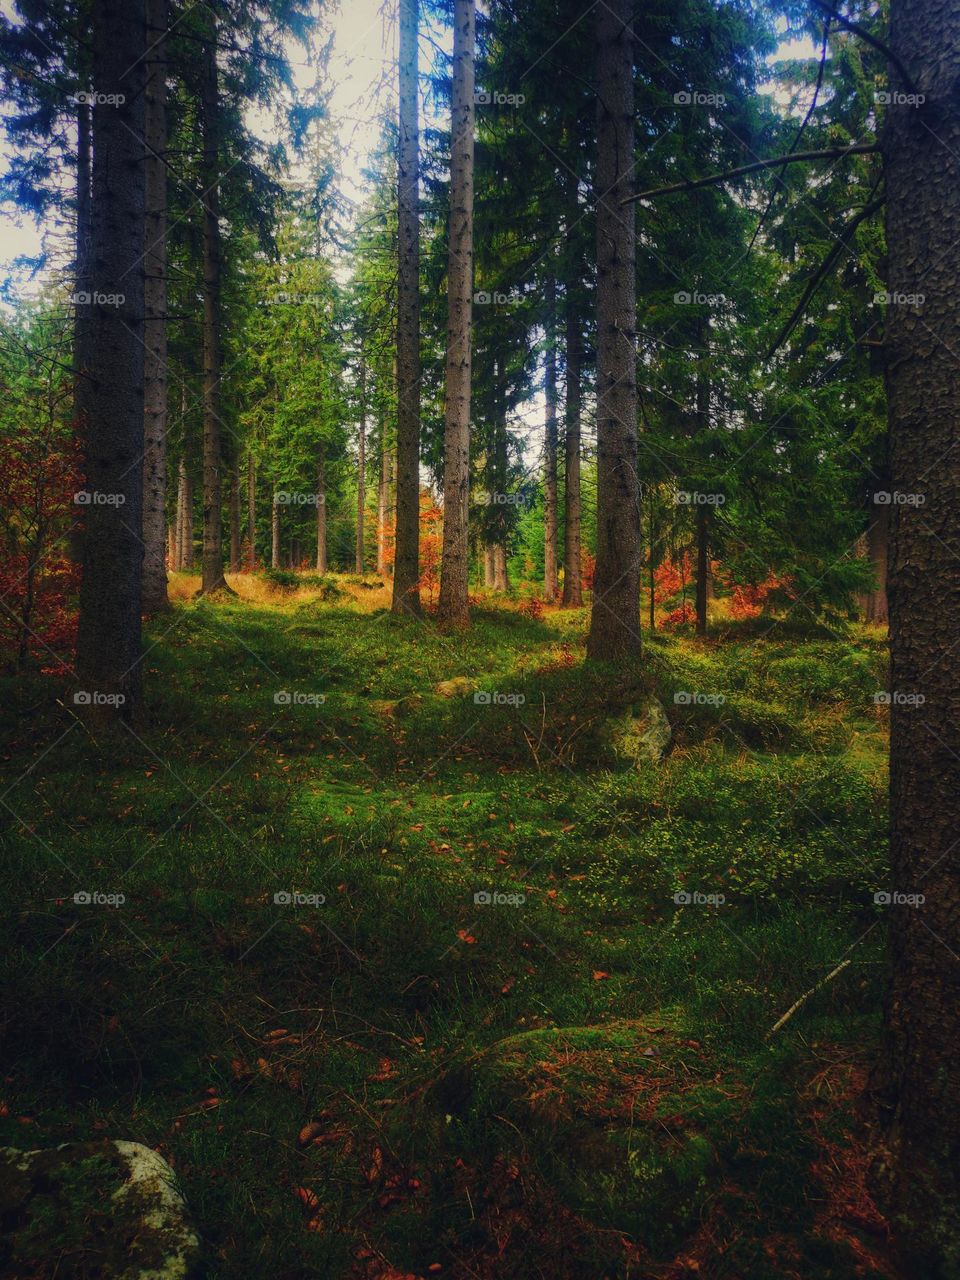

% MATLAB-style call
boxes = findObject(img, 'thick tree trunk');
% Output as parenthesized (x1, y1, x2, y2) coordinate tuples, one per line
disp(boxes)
(199, 8, 227, 594)
(356, 359, 366, 575)
(493, 544, 509, 593)
(377, 424, 393, 576)
(880, 2, 960, 1273)
(585, 0, 640, 661)
(246, 451, 256, 571)
(141, 0, 169, 613)
(75, 0, 146, 722)
(437, 0, 475, 630)
(483, 543, 495, 588)
(315, 451, 327, 574)
(228, 460, 241, 572)
(561, 294, 582, 607)
(543, 279, 559, 601)
(391, 0, 422, 616)
(271, 490, 280, 570)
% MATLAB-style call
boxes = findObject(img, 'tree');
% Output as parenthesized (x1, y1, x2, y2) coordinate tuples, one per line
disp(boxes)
(880, 0, 960, 1271)
(74, 0, 146, 721)
(391, 0, 422, 616)
(542, 277, 558, 601)
(436, 0, 475, 630)
(585, 0, 640, 661)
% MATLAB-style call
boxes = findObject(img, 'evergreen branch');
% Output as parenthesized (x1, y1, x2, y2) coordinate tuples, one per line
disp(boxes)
(809, 1, 920, 97)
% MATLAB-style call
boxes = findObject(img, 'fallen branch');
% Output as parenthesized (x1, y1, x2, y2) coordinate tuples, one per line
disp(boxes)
(765, 958, 852, 1039)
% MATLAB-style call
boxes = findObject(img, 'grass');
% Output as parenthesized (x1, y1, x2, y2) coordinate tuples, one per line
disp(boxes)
(0, 574, 899, 1278)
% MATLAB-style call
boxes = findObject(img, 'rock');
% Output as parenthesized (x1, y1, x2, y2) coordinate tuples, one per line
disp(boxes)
(0, 1139, 200, 1279)
(435, 676, 477, 697)
(609, 697, 672, 765)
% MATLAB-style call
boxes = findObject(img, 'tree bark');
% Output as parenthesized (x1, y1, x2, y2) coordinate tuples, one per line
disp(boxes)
(543, 278, 559, 602)
(585, 0, 640, 661)
(880, 1, 960, 1272)
(391, 0, 422, 616)
(377, 422, 393, 576)
(493, 544, 509, 593)
(271, 489, 280, 570)
(199, 7, 227, 593)
(141, 0, 169, 613)
(246, 450, 256, 571)
(174, 457, 186, 571)
(865, 500, 889, 625)
(436, 0, 475, 630)
(483, 543, 495, 588)
(75, 0, 146, 722)
(315, 450, 327, 573)
(70, 87, 92, 566)
(356, 358, 366, 574)
(181, 459, 193, 571)
(561, 292, 582, 607)
(228, 459, 241, 572)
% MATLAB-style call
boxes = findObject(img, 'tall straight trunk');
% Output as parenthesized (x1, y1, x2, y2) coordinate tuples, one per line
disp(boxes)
(271, 490, 280, 569)
(492, 353, 509, 589)
(167, 522, 176, 568)
(391, 0, 422, 616)
(356, 359, 366, 574)
(377, 425, 391, 575)
(483, 543, 495, 588)
(174, 457, 186, 571)
(75, 0, 146, 721)
(493, 544, 509, 593)
(561, 293, 582, 607)
(199, 8, 227, 593)
(585, 0, 640, 661)
(436, 0, 475, 630)
(141, 0, 169, 613)
(543, 278, 559, 601)
(246, 451, 256, 571)
(228, 460, 241, 572)
(880, 2, 960, 1272)
(71, 89, 92, 565)
(865, 500, 889, 625)
(315, 451, 327, 573)
(694, 361, 709, 636)
(182, 463, 194, 571)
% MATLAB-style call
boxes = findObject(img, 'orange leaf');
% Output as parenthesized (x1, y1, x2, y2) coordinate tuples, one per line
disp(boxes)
(592, 970, 610, 981)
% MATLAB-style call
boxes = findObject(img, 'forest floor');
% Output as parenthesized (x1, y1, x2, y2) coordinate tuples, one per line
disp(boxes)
(0, 575, 905, 1279)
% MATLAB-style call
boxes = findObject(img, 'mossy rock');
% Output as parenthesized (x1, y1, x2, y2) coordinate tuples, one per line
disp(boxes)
(435, 676, 478, 698)
(0, 1140, 200, 1279)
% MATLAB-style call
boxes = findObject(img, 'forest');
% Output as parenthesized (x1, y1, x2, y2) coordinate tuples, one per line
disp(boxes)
(0, 0, 957, 1276)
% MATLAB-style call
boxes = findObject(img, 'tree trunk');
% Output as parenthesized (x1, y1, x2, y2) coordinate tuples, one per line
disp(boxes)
(377, 423, 393, 576)
(436, 0, 475, 630)
(356, 358, 366, 574)
(181, 462, 193, 571)
(246, 451, 256, 571)
(141, 0, 169, 613)
(483, 543, 495, 588)
(543, 278, 558, 601)
(585, 0, 640, 661)
(865, 500, 889, 625)
(271, 490, 280, 570)
(391, 0, 422, 616)
(880, 2, 960, 1272)
(695, 504, 708, 636)
(561, 292, 582, 607)
(75, 0, 146, 722)
(315, 451, 327, 573)
(174, 457, 186, 571)
(70, 88, 92, 566)
(167, 522, 176, 568)
(199, 7, 227, 594)
(228, 459, 241, 572)
(493, 544, 509, 593)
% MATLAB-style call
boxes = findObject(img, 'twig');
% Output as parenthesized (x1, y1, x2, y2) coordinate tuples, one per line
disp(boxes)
(765, 958, 852, 1039)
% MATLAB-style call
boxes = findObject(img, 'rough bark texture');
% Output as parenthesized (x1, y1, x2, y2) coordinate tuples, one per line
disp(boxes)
(880, 3, 960, 1273)
(483, 543, 495, 588)
(356, 360, 366, 575)
(271, 491, 280, 570)
(199, 9, 226, 594)
(75, 0, 146, 722)
(493, 543, 509, 594)
(141, 0, 169, 613)
(228, 460, 241, 572)
(561, 294, 582, 607)
(247, 451, 256, 571)
(174, 458, 186, 571)
(377, 424, 393, 576)
(180, 460, 193, 571)
(391, 0, 423, 617)
(315, 452, 327, 574)
(543, 279, 559, 601)
(436, 0, 475, 631)
(585, 0, 641, 661)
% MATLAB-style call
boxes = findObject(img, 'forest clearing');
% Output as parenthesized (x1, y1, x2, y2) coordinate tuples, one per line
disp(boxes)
(0, 0, 958, 1275)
